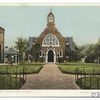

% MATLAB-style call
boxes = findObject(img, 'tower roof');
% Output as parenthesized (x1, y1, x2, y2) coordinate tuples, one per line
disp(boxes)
(0, 27, 5, 30)
(48, 10, 54, 17)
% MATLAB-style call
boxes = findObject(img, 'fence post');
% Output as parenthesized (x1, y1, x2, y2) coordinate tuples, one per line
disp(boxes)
(16, 71, 17, 88)
(75, 68, 77, 81)
(76, 68, 78, 80)
(16, 66, 18, 88)
(23, 67, 24, 83)
(97, 77, 99, 89)
(80, 70, 83, 88)
(3, 76, 4, 89)
(20, 70, 21, 88)
(90, 74, 92, 89)
(24, 67, 27, 82)
(84, 67, 86, 88)
(84, 74, 86, 88)
(10, 74, 11, 88)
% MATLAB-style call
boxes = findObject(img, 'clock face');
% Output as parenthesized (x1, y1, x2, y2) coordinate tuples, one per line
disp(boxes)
(49, 16, 53, 22)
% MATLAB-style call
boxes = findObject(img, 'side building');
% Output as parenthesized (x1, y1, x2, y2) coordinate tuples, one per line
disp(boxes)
(0, 27, 4, 62)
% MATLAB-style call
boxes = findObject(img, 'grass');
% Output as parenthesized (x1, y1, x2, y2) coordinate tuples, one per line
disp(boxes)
(76, 76, 100, 89)
(0, 63, 43, 89)
(59, 63, 100, 89)
(0, 64, 43, 74)
(19, 61, 44, 65)
(0, 75, 24, 89)
(58, 63, 100, 74)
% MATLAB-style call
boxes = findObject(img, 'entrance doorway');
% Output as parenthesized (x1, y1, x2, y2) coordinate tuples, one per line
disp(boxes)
(48, 50, 54, 62)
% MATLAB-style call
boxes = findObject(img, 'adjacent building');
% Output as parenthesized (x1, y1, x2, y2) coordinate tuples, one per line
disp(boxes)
(0, 27, 4, 62)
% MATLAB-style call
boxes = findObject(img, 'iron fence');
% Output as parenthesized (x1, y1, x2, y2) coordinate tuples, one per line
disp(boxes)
(0, 66, 26, 89)
(75, 67, 100, 89)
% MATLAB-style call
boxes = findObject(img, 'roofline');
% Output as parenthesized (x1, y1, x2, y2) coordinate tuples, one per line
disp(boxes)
(0, 27, 5, 30)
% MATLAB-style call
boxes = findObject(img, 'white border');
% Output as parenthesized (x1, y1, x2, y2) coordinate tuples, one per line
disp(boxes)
(0, 0, 100, 3)
(0, 2, 100, 98)
(0, 90, 100, 97)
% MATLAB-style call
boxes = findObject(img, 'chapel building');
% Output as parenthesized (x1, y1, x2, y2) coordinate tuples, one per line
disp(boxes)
(28, 11, 74, 63)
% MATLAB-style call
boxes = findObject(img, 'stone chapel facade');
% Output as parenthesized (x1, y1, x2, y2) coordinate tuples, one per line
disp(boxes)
(28, 11, 74, 63)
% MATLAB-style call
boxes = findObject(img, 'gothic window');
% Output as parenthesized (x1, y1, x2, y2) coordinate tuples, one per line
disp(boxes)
(42, 34, 59, 47)
(40, 50, 42, 57)
(59, 51, 63, 57)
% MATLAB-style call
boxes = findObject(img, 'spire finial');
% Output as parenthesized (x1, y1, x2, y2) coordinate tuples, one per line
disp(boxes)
(50, 9, 52, 12)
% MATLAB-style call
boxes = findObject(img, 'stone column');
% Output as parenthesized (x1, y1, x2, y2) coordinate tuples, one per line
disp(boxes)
(46, 54, 47, 63)
(15, 55, 17, 63)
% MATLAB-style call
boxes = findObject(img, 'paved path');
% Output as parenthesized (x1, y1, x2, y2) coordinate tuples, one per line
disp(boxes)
(21, 63, 80, 89)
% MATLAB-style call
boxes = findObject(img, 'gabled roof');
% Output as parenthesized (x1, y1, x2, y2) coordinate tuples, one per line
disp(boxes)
(0, 27, 5, 30)
(48, 11, 54, 17)
(4, 48, 19, 55)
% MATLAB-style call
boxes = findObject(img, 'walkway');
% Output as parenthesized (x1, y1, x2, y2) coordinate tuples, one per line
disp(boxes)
(21, 63, 79, 89)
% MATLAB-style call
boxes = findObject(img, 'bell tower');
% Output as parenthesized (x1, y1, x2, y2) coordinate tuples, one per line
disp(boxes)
(47, 10, 55, 27)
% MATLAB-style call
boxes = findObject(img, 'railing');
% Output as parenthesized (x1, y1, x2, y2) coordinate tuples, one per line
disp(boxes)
(0, 67, 26, 89)
(75, 67, 100, 89)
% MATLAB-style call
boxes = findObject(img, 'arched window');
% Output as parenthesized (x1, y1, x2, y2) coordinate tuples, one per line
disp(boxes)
(42, 34, 60, 47)
(60, 51, 62, 56)
(40, 50, 42, 57)
(59, 51, 63, 57)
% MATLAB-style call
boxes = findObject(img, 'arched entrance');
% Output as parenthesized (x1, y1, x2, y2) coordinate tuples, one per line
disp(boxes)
(46, 48, 56, 63)
(48, 50, 54, 62)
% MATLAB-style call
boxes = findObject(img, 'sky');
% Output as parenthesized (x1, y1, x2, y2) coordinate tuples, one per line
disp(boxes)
(0, 6, 100, 47)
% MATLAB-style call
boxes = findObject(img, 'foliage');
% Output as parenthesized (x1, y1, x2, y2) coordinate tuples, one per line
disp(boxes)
(65, 42, 81, 62)
(95, 38, 100, 59)
(58, 58, 64, 63)
(79, 38, 100, 63)
(14, 37, 27, 61)
(31, 43, 41, 62)
(15, 37, 27, 54)
(65, 38, 100, 63)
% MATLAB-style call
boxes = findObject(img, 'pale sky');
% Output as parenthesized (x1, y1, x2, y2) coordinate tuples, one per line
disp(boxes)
(0, 6, 100, 47)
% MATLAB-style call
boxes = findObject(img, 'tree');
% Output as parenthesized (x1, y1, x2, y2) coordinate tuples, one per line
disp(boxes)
(15, 37, 27, 61)
(65, 42, 81, 62)
(94, 38, 100, 63)
(79, 44, 98, 63)
(31, 43, 41, 62)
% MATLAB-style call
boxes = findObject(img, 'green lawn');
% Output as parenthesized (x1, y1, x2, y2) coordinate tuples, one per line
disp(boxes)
(58, 63, 100, 74)
(59, 63, 100, 89)
(0, 63, 43, 89)
(0, 64, 43, 74)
